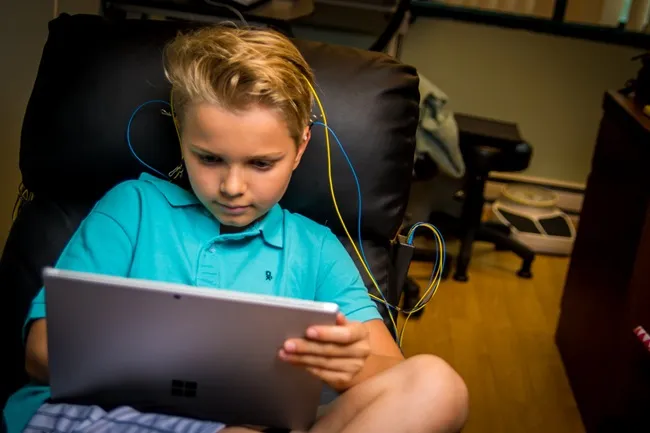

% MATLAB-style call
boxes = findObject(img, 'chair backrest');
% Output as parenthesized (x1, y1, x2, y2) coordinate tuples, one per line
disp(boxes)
(0, 13, 419, 408)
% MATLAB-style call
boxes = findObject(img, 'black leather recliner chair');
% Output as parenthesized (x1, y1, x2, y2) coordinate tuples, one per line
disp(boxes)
(0, 13, 420, 413)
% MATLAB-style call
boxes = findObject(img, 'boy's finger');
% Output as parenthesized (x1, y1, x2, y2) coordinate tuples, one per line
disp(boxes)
(304, 366, 353, 391)
(283, 338, 370, 358)
(306, 321, 367, 344)
(335, 313, 347, 326)
(278, 350, 363, 373)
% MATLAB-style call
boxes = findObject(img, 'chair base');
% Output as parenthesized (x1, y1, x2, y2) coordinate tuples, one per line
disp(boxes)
(407, 220, 535, 284)
(453, 223, 535, 282)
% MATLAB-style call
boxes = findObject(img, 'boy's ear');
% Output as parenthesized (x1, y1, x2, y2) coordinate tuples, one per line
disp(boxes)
(293, 127, 311, 170)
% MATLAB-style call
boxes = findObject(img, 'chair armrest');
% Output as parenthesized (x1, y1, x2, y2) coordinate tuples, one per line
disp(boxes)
(455, 113, 524, 150)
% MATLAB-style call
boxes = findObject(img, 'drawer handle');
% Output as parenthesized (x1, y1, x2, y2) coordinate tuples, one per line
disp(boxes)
(633, 326, 650, 353)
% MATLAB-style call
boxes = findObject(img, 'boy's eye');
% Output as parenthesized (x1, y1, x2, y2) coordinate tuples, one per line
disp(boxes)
(251, 160, 274, 170)
(198, 154, 221, 165)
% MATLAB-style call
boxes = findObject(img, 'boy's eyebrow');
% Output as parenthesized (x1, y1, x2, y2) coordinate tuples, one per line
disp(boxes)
(189, 144, 286, 159)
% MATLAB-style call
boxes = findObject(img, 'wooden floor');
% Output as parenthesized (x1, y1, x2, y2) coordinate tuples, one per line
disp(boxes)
(398, 241, 585, 433)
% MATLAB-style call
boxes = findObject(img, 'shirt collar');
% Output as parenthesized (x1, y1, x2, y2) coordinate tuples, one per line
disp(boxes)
(139, 173, 284, 248)
(140, 172, 200, 207)
(256, 203, 284, 249)
(214, 204, 284, 249)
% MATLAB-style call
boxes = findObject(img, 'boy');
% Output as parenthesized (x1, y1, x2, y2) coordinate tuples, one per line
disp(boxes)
(3, 25, 468, 433)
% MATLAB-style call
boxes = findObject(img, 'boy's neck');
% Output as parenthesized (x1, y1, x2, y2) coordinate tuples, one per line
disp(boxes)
(220, 224, 245, 234)
(219, 208, 274, 235)
(219, 214, 264, 235)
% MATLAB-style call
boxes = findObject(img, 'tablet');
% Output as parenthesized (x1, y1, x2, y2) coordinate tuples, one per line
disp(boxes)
(43, 267, 339, 431)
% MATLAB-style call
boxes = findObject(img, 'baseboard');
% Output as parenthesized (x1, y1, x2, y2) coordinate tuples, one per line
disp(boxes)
(484, 172, 585, 227)
(488, 172, 585, 193)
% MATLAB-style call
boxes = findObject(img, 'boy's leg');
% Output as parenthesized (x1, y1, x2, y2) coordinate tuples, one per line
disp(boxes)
(308, 354, 469, 433)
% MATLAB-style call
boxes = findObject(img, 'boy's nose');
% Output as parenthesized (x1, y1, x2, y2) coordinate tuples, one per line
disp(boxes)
(220, 167, 246, 197)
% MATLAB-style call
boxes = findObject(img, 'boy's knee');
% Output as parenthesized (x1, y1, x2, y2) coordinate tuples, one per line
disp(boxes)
(400, 355, 469, 424)
(401, 355, 467, 393)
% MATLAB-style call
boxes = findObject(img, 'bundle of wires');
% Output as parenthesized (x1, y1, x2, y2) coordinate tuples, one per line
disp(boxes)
(305, 80, 446, 349)
(400, 223, 446, 347)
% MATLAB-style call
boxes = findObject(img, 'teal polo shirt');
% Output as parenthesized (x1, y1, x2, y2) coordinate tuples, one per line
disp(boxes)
(3, 172, 381, 433)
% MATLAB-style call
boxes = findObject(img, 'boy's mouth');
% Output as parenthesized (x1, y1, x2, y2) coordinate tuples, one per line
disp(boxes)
(217, 203, 251, 215)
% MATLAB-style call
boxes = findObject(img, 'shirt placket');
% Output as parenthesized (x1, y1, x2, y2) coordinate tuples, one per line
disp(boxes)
(196, 239, 220, 288)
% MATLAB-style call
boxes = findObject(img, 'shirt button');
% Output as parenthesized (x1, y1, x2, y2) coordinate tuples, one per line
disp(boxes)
(208, 246, 216, 253)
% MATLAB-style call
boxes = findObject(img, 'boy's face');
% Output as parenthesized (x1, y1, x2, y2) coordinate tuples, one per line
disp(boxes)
(180, 103, 309, 229)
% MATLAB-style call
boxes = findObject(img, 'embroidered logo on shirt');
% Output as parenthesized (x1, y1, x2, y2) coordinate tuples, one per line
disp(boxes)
(266, 271, 273, 281)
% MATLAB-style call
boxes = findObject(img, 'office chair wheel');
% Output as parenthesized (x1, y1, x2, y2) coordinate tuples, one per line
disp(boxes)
(517, 259, 533, 279)
(517, 268, 532, 278)
(517, 268, 533, 278)
(453, 271, 469, 282)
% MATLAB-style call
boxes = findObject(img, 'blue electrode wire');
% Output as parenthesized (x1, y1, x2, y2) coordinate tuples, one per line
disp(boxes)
(126, 99, 173, 179)
(409, 221, 447, 294)
(313, 121, 446, 314)
(312, 121, 394, 313)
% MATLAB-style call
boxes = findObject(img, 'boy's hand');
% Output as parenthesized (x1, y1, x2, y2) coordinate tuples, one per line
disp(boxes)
(278, 313, 371, 391)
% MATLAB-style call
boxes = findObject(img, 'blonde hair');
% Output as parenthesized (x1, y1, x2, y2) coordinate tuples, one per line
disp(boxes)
(163, 25, 315, 145)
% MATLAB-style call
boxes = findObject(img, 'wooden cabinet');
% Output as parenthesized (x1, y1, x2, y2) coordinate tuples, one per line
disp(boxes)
(555, 91, 650, 432)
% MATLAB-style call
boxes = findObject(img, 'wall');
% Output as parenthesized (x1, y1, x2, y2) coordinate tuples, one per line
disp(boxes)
(58, 0, 100, 15)
(401, 18, 641, 185)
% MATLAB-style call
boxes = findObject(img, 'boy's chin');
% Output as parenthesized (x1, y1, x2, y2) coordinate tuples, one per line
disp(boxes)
(215, 212, 260, 230)
(217, 216, 252, 227)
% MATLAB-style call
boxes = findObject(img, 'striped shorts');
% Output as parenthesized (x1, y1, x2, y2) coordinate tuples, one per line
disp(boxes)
(23, 388, 337, 432)
(24, 403, 227, 433)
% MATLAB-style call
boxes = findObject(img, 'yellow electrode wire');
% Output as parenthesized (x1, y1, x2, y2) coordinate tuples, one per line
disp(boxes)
(303, 79, 400, 337)
(399, 223, 444, 347)
(405, 224, 444, 317)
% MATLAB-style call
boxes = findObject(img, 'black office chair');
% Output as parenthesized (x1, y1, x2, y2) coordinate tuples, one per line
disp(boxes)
(0, 13, 419, 412)
(407, 113, 535, 286)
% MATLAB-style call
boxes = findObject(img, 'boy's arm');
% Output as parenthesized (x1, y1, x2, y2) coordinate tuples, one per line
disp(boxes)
(312, 230, 404, 389)
(23, 184, 141, 383)
(25, 319, 48, 383)
(350, 319, 404, 386)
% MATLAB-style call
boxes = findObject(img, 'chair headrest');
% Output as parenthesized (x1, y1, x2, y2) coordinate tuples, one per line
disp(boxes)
(20, 13, 419, 241)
